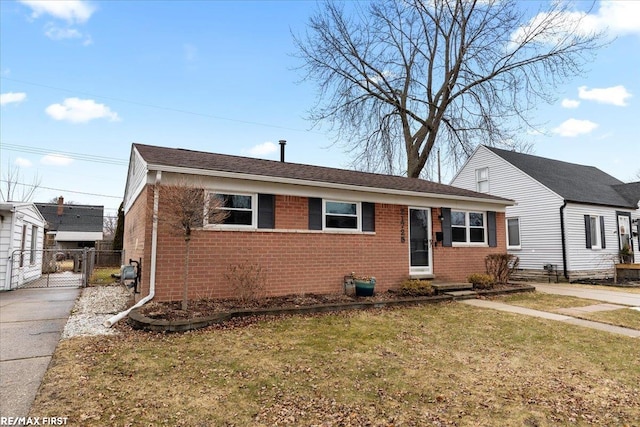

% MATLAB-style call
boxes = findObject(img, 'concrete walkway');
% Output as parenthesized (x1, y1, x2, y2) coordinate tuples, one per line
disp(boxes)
(0, 287, 80, 419)
(461, 283, 640, 338)
(532, 283, 640, 306)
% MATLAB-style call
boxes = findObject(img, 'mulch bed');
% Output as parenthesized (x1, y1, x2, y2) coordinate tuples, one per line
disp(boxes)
(138, 284, 529, 322)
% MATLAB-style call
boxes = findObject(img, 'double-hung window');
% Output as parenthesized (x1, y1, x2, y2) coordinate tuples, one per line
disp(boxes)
(324, 200, 359, 230)
(451, 211, 486, 244)
(585, 215, 605, 250)
(506, 218, 521, 249)
(476, 167, 489, 193)
(207, 192, 255, 227)
(30, 225, 38, 264)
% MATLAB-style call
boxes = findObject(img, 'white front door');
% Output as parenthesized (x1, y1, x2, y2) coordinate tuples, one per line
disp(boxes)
(409, 208, 432, 276)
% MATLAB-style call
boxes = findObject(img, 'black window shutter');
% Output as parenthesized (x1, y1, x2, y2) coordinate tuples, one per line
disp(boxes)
(308, 198, 322, 230)
(362, 202, 375, 232)
(584, 215, 592, 248)
(257, 194, 275, 229)
(441, 207, 452, 247)
(637, 221, 640, 251)
(599, 216, 606, 249)
(487, 211, 497, 247)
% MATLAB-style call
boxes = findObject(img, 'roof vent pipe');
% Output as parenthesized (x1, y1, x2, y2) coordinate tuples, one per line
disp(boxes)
(279, 140, 286, 162)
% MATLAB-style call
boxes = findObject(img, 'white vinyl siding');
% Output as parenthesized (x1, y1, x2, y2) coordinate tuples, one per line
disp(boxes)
(563, 204, 620, 271)
(0, 204, 45, 290)
(451, 146, 565, 270)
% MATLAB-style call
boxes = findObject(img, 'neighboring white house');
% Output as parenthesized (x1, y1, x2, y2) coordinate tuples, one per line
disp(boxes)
(451, 146, 640, 281)
(0, 202, 46, 291)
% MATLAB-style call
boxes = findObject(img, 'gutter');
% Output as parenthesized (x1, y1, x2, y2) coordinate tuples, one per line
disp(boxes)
(559, 200, 569, 280)
(105, 171, 162, 327)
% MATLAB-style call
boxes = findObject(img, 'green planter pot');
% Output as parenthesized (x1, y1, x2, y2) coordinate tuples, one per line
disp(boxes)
(354, 279, 375, 297)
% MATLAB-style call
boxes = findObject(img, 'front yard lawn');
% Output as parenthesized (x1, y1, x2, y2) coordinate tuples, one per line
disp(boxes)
(31, 302, 639, 426)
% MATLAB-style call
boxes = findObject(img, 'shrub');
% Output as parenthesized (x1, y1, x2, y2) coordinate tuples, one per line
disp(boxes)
(485, 254, 520, 284)
(399, 279, 434, 296)
(224, 263, 266, 303)
(467, 273, 494, 289)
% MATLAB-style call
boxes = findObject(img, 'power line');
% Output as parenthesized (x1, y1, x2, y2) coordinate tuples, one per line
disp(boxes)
(0, 142, 128, 166)
(0, 179, 122, 199)
(1, 76, 322, 134)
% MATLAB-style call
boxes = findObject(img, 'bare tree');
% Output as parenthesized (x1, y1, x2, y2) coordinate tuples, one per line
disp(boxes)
(294, 0, 603, 178)
(1, 162, 41, 202)
(155, 181, 228, 311)
(103, 215, 117, 240)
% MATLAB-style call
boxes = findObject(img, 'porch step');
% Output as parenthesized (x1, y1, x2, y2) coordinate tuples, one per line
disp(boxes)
(431, 283, 473, 294)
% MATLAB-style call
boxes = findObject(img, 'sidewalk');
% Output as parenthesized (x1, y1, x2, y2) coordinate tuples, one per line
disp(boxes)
(460, 283, 640, 338)
(0, 287, 80, 419)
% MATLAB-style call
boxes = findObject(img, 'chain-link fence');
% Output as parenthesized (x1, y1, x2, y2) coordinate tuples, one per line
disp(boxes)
(9, 248, 123, 289)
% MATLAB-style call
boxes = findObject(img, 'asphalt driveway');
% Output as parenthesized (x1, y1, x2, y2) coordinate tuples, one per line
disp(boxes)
(0, 287, 80, 419)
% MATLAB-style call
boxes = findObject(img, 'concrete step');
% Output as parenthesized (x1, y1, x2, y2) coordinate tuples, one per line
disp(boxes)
(432, 283, 473, 294)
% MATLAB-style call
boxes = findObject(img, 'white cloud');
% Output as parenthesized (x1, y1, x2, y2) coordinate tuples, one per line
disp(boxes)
(1, 92, 27, 106)
(561, 99, 580, 109)
(45, 98, 120, 123)
(44, 24, 92, 45)
(44, 24, 81, 40)
(552, 118, 599, 137)
(578, 85, 632, 106)
(19, 0, 95, 24)
(595, 1, 640, 36)
(15, 158, 33, 167)
(511, 1, 640, 48)
(41, 154, 74, 166)
(246, 142, 278, 156)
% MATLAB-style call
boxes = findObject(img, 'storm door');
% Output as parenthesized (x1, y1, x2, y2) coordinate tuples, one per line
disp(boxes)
(409, 208, 432, 275)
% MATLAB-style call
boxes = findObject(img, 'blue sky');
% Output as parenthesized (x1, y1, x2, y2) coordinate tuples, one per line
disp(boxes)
(1, 0, 639, 218)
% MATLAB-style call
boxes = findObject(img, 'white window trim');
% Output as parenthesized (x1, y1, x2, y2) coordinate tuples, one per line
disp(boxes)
(451, 210, 488, 247)
(506, 217, 521, 250)
(475, 167, 489, 193)
(590, 215, 602, 250)
(323, 200, 361, 232)
(203, 191, 257, 229)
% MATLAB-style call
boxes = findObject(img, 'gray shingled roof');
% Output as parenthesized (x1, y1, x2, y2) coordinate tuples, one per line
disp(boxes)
(134, 143, 511, 203)
(487, 146, 639, 208)
(35, 203, 104, 232)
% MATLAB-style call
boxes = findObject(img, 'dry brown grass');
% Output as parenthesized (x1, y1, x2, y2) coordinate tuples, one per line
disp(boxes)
(31, 302, 640, 426)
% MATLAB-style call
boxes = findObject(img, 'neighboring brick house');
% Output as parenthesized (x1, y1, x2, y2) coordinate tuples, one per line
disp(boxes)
(36, 197, 104, 250)
(123, 143, 513, 302)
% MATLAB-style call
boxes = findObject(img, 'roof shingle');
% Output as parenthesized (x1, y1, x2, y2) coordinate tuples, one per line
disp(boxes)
(486, 146, 638, 209)
(134, 143, 511, 203)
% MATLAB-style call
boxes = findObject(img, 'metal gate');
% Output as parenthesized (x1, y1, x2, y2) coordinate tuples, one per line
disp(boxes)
(9, 248, 92, 289)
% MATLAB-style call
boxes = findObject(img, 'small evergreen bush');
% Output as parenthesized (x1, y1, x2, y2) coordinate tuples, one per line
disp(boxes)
(467, 273, 494, 289)
(399, 279, 434, 296)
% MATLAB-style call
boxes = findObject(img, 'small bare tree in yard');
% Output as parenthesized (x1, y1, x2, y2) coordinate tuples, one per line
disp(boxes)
(156, 181, 228, 311)
(295, 0, 603, 178)
(1, 162, 41, 202)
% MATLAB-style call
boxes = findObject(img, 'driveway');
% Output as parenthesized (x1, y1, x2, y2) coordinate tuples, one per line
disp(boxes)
(533, 283, 640, 306)
(0, 287, 80, 418)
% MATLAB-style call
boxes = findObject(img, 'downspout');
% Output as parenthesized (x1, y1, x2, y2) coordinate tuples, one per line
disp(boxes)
(559, 200, 569, 280)
(3, 206, 17, 291)
(104, 171, 161, 327)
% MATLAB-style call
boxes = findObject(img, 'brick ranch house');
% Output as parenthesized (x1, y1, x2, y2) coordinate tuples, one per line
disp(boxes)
(123, 143, 513, 303)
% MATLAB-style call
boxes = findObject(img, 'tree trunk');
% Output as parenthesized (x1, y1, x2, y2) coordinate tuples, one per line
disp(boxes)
(182, 238, 190, 311)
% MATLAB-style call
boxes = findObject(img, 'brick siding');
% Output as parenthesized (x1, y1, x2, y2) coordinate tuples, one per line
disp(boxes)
(125, 189, 508, 302)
